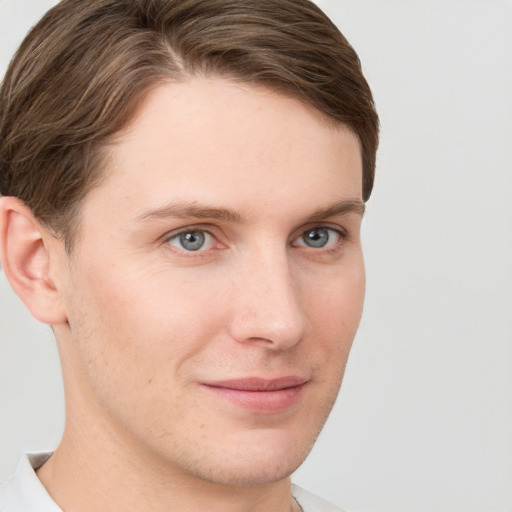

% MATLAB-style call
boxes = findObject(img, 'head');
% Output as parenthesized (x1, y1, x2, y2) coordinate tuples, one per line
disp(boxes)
(0, 0, 378, 489)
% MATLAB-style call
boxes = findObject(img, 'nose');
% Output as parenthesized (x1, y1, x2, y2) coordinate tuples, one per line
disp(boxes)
(227, 247, 307, 350)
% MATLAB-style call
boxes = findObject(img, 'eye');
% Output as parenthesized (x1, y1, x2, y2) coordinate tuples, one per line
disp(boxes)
(293, 227, 343, 249)
(167, 230, 214, 252)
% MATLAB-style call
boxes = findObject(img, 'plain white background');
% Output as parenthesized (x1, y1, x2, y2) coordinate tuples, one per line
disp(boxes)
(1, 1, 511, 511)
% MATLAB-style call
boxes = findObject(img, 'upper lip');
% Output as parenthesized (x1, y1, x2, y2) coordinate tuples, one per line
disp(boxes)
(202, 376, 307, 391)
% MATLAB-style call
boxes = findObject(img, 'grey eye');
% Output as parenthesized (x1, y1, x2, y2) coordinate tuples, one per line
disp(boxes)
(180, 232, 204, 251)
(169, 230, 211, 251)
(294, 227, 343, 250)
(302, 228, 330, 248)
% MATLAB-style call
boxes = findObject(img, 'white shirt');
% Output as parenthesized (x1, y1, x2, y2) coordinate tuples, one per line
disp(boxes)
(0, 453, 346, 512)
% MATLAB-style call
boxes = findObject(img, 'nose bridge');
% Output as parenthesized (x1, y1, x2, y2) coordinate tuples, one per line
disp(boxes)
(230, 242, 306, 349)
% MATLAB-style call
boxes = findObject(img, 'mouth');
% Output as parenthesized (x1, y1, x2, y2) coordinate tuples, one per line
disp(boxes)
(200, 376, 308, 413)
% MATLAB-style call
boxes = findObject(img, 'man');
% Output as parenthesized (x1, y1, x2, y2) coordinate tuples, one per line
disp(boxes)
(0, 0, 378, 510)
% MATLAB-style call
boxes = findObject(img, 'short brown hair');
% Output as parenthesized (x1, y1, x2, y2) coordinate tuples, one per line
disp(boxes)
(0, 0, 379, 248)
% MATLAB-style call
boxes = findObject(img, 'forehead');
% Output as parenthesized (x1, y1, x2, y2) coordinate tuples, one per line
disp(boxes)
(84, 78, 362, 223)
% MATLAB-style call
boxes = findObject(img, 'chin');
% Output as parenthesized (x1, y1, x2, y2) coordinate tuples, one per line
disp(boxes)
(178, 427, 320, 487)
(192, 452, 306, 487)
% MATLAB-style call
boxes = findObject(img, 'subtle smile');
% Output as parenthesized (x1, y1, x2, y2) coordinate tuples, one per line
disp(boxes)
(201, 377, 308, 413)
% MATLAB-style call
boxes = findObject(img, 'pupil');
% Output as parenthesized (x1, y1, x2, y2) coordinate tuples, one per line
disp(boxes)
(180, 231, 205, 251)
(304, 228, 328, 248)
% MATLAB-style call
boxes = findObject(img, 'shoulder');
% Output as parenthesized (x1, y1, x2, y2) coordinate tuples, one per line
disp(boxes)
(292, 484, 348, 512)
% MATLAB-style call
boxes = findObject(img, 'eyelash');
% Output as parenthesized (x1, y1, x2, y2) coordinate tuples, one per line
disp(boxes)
(162, 225, 348, 256)
(163, 226, 222, 258)
(292, 226, 347, 251)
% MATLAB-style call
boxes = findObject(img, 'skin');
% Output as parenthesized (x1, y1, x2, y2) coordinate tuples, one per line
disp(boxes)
(1, 78, 365, 512)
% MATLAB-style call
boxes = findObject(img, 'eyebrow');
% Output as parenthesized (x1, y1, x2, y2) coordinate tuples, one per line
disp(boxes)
(307, 198, 365, 221)
(134, 198, 364, 224)
(134, 201, 245, 223)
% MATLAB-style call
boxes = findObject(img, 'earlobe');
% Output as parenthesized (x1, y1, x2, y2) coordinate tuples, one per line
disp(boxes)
(0, 196, 67, 325)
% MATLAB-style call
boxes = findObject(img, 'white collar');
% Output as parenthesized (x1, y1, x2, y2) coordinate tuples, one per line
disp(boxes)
(0, 453, 61, 511)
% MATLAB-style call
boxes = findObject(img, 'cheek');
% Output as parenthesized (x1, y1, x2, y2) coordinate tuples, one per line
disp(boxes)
(63, 265, 214, 428)
(304, 262, 365, 371)
(308, 260, 365, 329)
(67, 260, 224, 375)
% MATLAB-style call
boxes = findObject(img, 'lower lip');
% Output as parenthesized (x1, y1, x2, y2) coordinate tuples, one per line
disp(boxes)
(202, 383, 306, 413)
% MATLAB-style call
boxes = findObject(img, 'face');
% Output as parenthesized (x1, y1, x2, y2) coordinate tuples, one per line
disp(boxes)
(55, 78, 365, 486)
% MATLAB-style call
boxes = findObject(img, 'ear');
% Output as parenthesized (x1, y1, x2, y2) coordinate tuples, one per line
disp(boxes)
(0, 196, 67, 325)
